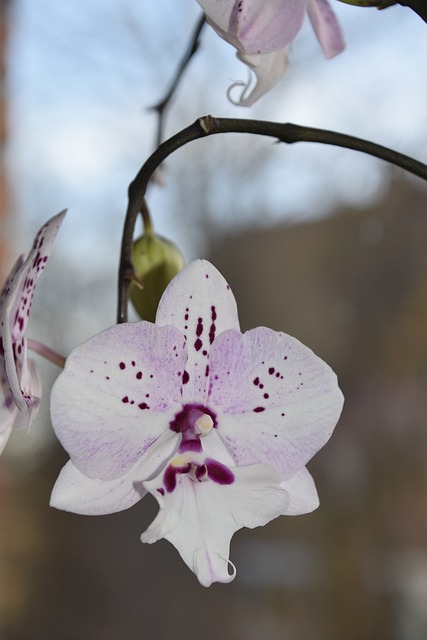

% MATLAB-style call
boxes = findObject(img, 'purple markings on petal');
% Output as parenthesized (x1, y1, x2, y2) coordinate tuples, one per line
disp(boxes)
(196, 317, 203, 337)
(119, 362, 126, 370)
(164, 465, 177, 492)
(139, 402, 149, 410)
(253, 407, 265, 413)
(209, 305, 217, 344)
(164, 463, 191, 493)
(194, 339, 202, 352)
(182, 370, 190, 384)
(205, 459, 234, 485)
(170, 404, 217, 435)
(195, 464, 207, 481)
(179, 439, 202, 453)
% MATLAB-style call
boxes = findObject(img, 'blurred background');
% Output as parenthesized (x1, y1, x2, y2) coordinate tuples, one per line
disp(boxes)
(0, 1, 427, 638)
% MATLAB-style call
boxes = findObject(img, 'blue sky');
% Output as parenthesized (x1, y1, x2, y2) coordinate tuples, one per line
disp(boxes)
(5, 0, 427, 264)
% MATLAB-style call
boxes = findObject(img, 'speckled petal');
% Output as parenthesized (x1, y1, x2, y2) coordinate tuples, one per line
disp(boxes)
(10, 353, 41, 429)
(156, 260, 239, 405)
(141, 462, 289, 587)
(0, 211, 66, 414)
(307, 0, 345, 59)
(208, 327, 344, 479)
(51, 321, 186, 480)
(236, 0, 306, 54)
(229, 48, 288, 106)
(50, 430, 178, 515)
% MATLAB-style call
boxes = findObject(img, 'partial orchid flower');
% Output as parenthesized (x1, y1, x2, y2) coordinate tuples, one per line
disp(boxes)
(0, 211, 66, 454)
(197, 0, 345, 105)
(50, 260, 343, 587)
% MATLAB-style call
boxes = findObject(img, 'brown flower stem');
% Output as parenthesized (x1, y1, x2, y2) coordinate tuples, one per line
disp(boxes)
(117, 115, 427, 323)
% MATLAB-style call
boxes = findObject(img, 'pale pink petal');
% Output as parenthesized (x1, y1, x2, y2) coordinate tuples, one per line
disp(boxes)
(280, 467, 319, 515)
(208, 327, 344, 479)
(51, 321, 185, 480)
(2, 211, 66, 345)
(141, 462, 289, 587)
(0, 211, 66, 414)
(0, 400, 15, 455)
(307, 0, 345, 59)
(50, 430, 178, 515)
(10, 353, 41, 429)
(236, 0, 306, 54)
(156, 260, 239, 404)
(196, 0, 236, 33)
(229, 48, 288, 106)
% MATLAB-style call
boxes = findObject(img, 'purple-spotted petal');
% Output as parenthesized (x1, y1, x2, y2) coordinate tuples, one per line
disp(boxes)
(51, 321, 186, 480)
(230, 48, 288, 106)
(236, 0, 306, 54)
(0, 211, 66, 416)
(50, 429, 179, 515)
(10, 353, 41, 429)
(156, 260, 239, 404)
(307, 0, 345, 59)
(208, 327, 343, 479)
(141, 462, 290, 587)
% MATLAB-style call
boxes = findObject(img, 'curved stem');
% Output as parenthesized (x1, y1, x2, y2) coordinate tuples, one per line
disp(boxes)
(117, 115, 427, 323)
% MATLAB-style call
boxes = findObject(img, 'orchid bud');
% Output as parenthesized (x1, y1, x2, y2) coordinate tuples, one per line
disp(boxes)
(130, 232, 184, 322)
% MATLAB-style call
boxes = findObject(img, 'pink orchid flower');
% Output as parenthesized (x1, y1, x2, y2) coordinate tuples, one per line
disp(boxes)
(0, 211, 66, 454)
(197, 0, 345, 105)
(50, 260, 343, 587)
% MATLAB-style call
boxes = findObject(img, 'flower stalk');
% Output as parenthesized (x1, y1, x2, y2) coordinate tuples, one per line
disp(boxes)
(117, 115, 427, 324)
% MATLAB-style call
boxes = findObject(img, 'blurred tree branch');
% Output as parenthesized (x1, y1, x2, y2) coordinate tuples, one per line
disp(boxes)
(150, 13, 206, 148)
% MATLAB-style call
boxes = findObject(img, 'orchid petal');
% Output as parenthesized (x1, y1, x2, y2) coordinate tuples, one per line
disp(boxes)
(280, 467, 319, 515)
(10, 353, 41, 429)
(307, 0, 345, 59)
(50, 429, 179, 515)
(236, 0, 306, 54)
(196, 0, 236, 34)
(0, 211, 65, 441)
(156, 260, 239, 404)
(229, 48, 288, 107)
(208, 327, 343, 479)
(0, 404, 15, 455)
(1, 210, 66, 345)
(51, 321, 185, 480)
(141, 462, 290, 587)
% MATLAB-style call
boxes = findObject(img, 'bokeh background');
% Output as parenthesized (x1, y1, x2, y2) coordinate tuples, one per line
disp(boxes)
(0, 1, 427, 638)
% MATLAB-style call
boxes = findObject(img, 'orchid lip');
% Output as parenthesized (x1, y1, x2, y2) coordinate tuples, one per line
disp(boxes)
(162, 453, 235, 494)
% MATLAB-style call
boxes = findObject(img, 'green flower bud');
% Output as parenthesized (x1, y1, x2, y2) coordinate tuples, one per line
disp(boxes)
(130, 232, 184, 323)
